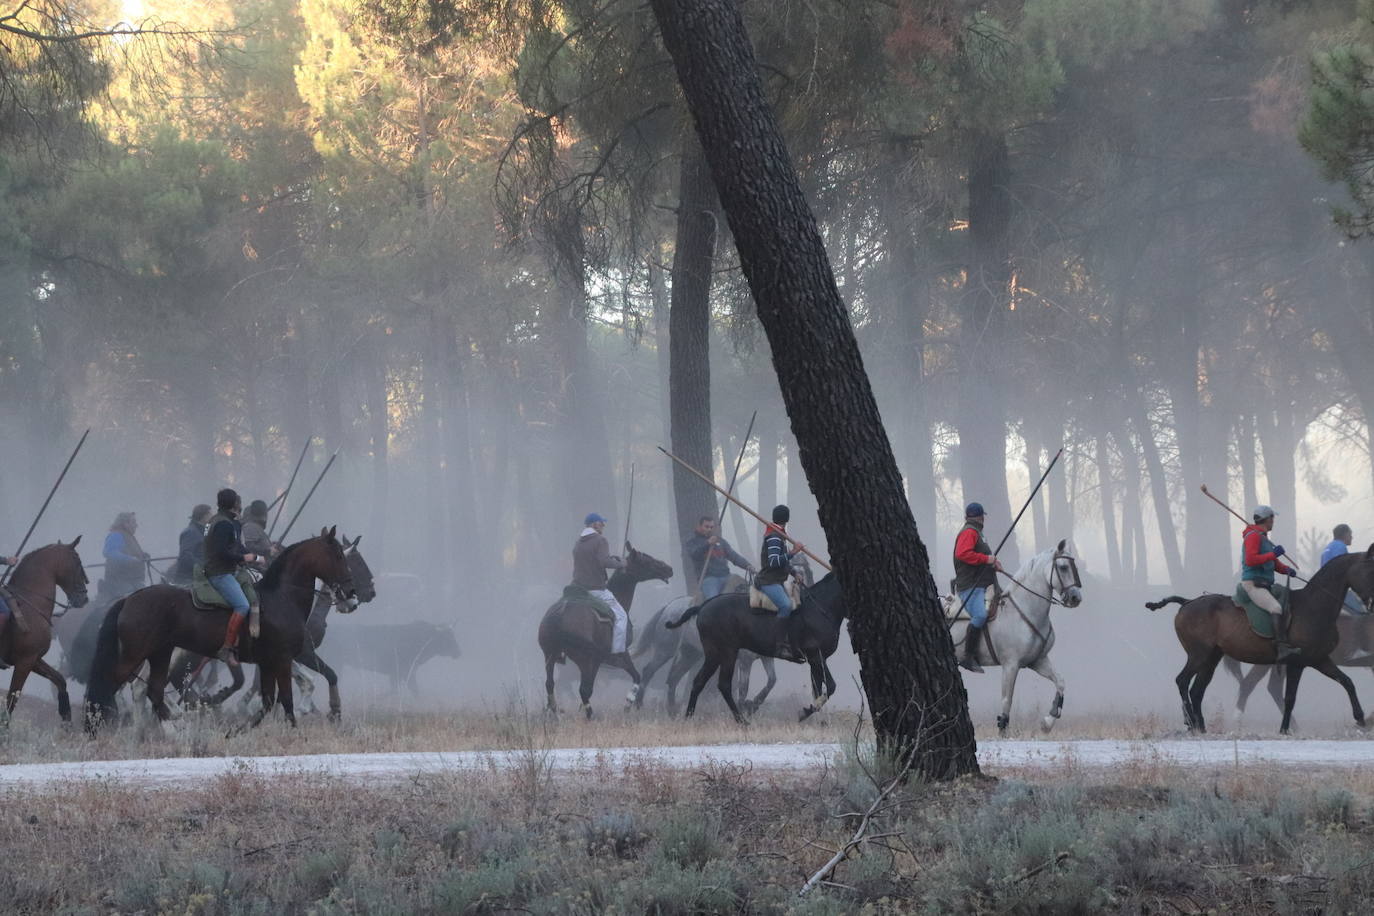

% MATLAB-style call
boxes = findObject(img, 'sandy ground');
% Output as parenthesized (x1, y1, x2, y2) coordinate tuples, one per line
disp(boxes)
(5, 737, 1374, 789)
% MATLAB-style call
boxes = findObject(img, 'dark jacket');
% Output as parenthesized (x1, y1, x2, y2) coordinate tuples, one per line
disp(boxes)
(572, 531, 623, 590)
(754, 525, 792, 587)
(953, 520, 996, 592)
(170, 522, 206, 583)
(685, 532, 751, 580)
(203, 511, 249, 577)
(241, 518, 273, 555)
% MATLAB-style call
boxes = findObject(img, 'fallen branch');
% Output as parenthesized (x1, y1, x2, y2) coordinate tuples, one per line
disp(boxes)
(1010, 851, 1070, 884)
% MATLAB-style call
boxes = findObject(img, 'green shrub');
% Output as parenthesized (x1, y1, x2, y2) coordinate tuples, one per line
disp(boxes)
(294, 849, 351, 900)
(618, 857, 742, 914)
(431, 852, 543, 913)
(656, 809, 722, 871)
(584, 810, 646, 859)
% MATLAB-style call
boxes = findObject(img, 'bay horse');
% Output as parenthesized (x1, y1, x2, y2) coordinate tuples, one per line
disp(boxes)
(84, 527, 357, 733)
(1147, 545, 1374, 734)
(947, 540, 1083, 735)
(1223, 603, 1374, 722)
(0, 539, 89, 721)
(538, 544, 673, 719)
(170, 536, 376, 720)
(669, 571, 845, 725)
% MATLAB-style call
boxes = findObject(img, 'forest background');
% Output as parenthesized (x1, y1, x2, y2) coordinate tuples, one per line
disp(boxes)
(5, 1, 1374, 711)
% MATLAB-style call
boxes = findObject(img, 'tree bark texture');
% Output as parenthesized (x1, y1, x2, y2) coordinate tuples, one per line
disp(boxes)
(649, 0, 979, 778)
(669, 143, 720, 574)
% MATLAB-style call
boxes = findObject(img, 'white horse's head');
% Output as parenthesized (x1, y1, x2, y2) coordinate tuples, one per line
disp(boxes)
(1049, 539, 1083, 608)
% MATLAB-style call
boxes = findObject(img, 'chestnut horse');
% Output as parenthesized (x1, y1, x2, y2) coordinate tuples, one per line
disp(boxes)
(0, 539, 89, 721)
(1148, 545, 1374, 734)
(539, 544, 673, 718)
(84, 528, 356, 732)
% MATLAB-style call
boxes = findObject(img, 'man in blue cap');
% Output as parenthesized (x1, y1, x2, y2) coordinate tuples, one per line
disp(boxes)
(572, 512, 629, 656)
(953, 502, 1001, 673)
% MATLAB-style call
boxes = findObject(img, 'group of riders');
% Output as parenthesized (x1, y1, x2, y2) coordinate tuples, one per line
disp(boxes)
(0, 488, 284, 669)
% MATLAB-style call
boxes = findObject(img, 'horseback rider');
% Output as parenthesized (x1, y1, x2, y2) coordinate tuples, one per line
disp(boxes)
(100, 511, 149, 600)
(572, 513, 630, 659)
(955, 502, 1002, 674)
(240, 498, 280, 563)
(204, 488, 264, 665)
(1241, 505, 1299, 661)
(685, 515, 754, 599)
(1321, 523, 1366, 614)
(168, 504, 213, 585)
(755, 504, 805, 660)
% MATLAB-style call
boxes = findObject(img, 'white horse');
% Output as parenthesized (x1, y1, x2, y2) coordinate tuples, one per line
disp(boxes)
(947, 539, 1084, 735)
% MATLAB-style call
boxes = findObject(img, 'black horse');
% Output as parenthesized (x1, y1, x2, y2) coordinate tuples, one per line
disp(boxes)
(667, 572, 845, 724)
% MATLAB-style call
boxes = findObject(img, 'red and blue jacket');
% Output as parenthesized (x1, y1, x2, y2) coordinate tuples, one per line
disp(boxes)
(1241, 524, 1293, 586)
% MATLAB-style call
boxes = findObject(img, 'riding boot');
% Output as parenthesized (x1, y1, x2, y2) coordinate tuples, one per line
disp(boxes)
(1271, 614, 1301, 662)
(217, 613, 246, 666)
(960, 624, 986, 673)
(248, 603, 261, 639)
(775, 618, 805, 664)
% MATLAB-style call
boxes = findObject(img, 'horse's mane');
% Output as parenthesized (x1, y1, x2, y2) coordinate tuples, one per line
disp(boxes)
(259, 538, 314, 590)
(1013, 546, 1063, 582)
(1305, 550, 1361, 593)
(10, 543, 64, 582)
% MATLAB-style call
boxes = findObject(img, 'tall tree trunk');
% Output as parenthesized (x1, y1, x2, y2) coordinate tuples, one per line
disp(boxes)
(958, 129, 1017, 570)
(1256, 402, 1297, 538)
(440, 317, 481, 590)
(366, 336, 389, 564)
(669, 143, 719, 575)
(281, 317, 312, 495)
(1236, 413, 1258, 517)
(650, 0, 978, 778)
(757, 414, 778, 520)
(420, 323, 450, 598)
(1130, 397, 1185, 584)
(1022, 426, 1047, 553)
(1043, 420, 1072, 542)
(1095, 432, 1122, 583)
(1111, 422, 1148, 585)
(650, 250, 679, 558)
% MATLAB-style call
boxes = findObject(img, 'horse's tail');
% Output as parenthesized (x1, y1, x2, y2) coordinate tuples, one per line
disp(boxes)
(664, 605, 700, 630)
(1145, 595, 1193, 612)
(84, 598, 126, 732)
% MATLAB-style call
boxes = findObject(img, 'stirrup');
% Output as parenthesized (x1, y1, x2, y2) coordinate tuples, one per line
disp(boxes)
(959, 654, 985, 674)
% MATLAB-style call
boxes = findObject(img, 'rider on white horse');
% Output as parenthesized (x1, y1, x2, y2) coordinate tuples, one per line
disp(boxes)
(954, 502, 1002, 673)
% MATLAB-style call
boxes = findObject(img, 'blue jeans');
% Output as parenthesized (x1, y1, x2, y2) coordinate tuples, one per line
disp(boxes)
(760, 583, 794, 618)
(959, 587, 988, 627)
(207, 573, 250, 616)
(1345, 589, 1367, 614)
(701, 575, 728, 600)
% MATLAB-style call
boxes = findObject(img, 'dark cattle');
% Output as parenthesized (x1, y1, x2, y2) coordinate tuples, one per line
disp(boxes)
(325, 621, 460, 694)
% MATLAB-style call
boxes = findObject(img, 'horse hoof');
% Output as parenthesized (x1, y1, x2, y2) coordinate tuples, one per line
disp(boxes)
(582, 704, 593, 720)
(1040, 716, 1056, 733)
(328, 710, 341, 724)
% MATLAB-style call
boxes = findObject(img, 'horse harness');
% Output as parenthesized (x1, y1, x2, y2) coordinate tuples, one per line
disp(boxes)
(971, 552, 1080, 668)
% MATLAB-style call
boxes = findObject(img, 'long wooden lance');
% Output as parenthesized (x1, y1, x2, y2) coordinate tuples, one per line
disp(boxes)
(658, 445, 831, 572)
(2, 428, 90, 587)
(694, 411, 757, 597)
(949, 446, 1064, 629)
(267, 438, 313, 540)
(1201, 483, 1299, 570)
(623, 463, 635, 550)
(276, 450, 339, 544)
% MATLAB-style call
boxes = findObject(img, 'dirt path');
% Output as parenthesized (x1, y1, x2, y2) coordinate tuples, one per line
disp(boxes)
(3, 738, 1374, 789)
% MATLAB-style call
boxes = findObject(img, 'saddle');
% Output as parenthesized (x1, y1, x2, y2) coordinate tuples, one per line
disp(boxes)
(190, 565, 258, 612)
(749, 579, 801, 615)
(560, 585, 614, 623)
(1231, 583, 1287, 640)
(942, 585, 1003, 623)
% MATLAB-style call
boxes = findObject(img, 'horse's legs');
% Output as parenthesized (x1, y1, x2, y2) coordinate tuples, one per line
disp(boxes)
(734, 656, 752, 708)
(29, 659, 70, 722)
(1028, 655, 1067, 733)
(1232, 661, 1269, 715)
(1187, 649, 1224, 734)
(605, 652, 642, 707)
(5, 663, 32, 715)
(664, 646, 700, 716)
(1311, 656, 1366, 728)
(205, 661, 247, 708)
(577, 659, 600, 719)
(685, 655, 719, 720)
(296, 649, 339, 720)
(996, 663, 1020, 736)
(144, 648, 174, 722)
(798, 651, 829, 722)
(635, 646, 674, 709)
(743, 657, 778, 716)
(1266, 666, 1288, 719)
(715, 648, 745, 725)
(275, 663, 297, 727)
(544, 654, 558, 714)
(1280, 662, 1305, 734)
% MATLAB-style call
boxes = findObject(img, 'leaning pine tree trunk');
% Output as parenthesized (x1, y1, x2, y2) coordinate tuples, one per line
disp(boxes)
(648, 0, 979, 779)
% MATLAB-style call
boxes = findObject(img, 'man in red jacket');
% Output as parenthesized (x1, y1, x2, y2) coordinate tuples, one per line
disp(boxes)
(954, 502, 1002, 673)
(1240, 504, 1299, 661)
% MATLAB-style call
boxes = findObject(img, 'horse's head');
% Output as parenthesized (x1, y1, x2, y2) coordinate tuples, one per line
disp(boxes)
(269, 526, 357, 612)
(1347, 545, 1374, 611)
(433, 623, 462, 659)
(340, 534, 377, 604)
(1050, 539, 1083, 608)
(623, 542, 673, 584)
(50, 536, 89, 612)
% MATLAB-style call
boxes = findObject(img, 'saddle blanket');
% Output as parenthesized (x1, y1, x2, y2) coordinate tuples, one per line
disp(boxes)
(191, 566, 258, 611)
(1232, 583, 1288, 639)
(749, 580, 800, 614)
(560, 585, 614, 623)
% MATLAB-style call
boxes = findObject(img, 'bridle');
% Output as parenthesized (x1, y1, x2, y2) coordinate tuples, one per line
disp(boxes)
(999, 550, 1080, 608)
(4, 552, 88, 617)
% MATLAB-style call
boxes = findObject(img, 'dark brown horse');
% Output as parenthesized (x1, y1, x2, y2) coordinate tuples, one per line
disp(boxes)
(539, 544, 673, 718)
(668, 571, 845, 725)
(1148, 546, 1374, 734)
(0, 540, 89, 721)
(84, 528, 356, 732)
(1224, 607, 1374, 721)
